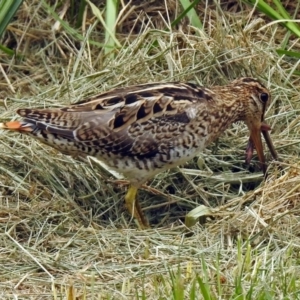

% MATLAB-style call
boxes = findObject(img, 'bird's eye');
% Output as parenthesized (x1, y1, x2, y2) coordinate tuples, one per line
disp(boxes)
(260, 93, 269, 103)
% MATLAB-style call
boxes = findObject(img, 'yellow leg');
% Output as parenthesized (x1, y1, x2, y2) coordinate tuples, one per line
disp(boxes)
(124, 185, 149, 229)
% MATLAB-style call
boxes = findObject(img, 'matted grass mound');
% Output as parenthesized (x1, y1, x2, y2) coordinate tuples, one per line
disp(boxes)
(0, 1, 300, 298)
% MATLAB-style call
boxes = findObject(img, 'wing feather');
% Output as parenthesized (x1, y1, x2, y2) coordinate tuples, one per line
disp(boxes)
(16, 82, 213, 157)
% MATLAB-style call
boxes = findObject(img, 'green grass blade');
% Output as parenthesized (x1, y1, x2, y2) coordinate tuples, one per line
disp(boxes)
(196, 276, 212, 300)
(172, 0, 202, 28)
(75, 0, 87, 28)
(189, 279, 196, 300)
(0, 44, 15, 56)
(105, 0, 119, 56)
(243, 0, 300, 37)
(178, 0, 202, 29)
(273, 0, 294, 19)
(196, 256, 212, 300)
(276, 49, 300, 58)
(86, 0, 121, 54)
(0, 0, 23, 38)
(42, 0, 104, 48)
(244, 0, 285, 19)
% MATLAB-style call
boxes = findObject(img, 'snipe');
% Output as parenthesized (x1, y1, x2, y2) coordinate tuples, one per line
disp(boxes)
(0, 77, 278, 228)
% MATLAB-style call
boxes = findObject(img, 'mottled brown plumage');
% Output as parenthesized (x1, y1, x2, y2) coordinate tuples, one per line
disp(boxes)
(0, 78, 278, 228)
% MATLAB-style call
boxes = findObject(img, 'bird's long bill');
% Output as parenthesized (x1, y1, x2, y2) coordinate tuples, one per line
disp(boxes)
(246, 122, 278, 176)
(250, 126, 267, 175)
(262, 129, 278, 161)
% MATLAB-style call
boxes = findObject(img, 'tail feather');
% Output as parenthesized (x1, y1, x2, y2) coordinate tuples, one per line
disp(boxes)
(0, 121, 34, 132)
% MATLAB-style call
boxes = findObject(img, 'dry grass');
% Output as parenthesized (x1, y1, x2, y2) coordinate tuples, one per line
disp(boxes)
(1, 0, 300, 298)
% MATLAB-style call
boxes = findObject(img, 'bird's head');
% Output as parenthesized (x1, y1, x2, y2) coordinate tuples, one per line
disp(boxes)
(231, 77, 278, 175)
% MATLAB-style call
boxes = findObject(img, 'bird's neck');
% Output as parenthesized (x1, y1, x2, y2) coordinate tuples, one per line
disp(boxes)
(193, 95, 244, 146)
